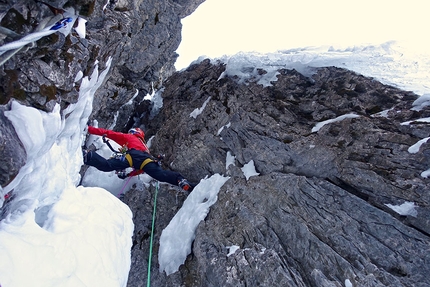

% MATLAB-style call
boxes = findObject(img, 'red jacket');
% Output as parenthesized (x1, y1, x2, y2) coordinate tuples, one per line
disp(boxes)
(88, 126, 149, 153)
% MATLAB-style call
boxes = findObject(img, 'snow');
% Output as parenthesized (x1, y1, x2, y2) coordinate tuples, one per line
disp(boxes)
(412, 94, 430, 111)
(226, 151, 236, 170)
(0, 186, 132, 287)
(421, 169, 430, 179)
(227, 245, 240, 257)
(401, 117, 430, 126)
(201, 42, 430, 97)
(158, 174, 230, 275)
(385, 202, 418, 217)
(312, 114, 360, 133)
(371, 108, 393, 118)
(144, 87, 164, 119)
(74, 70, 83, 82)
(241, 160, 260, 180)
(217, 122, 231, 136)
(190, 96, 211, 118)
(407, 137, 430, 154)
(74, 17, 87, 39)
(0, 59, 137, 287)
(217, 53, 283, 87)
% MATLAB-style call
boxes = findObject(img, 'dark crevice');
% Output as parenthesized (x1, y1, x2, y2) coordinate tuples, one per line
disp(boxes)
(154, 12, 159, 25)
(326, 176, 369, 201)
(270, 228, 312, 287)
(326, 176, 430, 238)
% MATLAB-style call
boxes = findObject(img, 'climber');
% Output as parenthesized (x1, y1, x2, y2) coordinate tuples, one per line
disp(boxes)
(83, 126, 195, 191)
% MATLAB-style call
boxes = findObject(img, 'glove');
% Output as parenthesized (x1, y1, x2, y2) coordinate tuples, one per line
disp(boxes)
(156, 154, 165, 161)
(117, 171, 129, 179)
(155, 154, 164, 166)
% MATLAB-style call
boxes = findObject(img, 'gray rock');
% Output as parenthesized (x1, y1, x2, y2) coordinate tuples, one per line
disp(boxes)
(0, 104, 26, 187)
(123, 61, 430, 286)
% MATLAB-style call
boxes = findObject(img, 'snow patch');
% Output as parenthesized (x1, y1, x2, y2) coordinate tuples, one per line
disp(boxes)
(371, 108, 393, 118)
(421, 169, 430, 178)
(312, 114, 360, 133)
(159, 174, 230, 275)
(74, 70, 83, 82)
(407, 137, 429, 154)
(412, 94, 430, 111)
(190, 96, 211, 118)
(217, 122, 231, 136)
(74, 17, 87, 38)
(401, 117, 430, 126)
(226, 151, 236, 169)
(385, 202, 418, 217)
(227, 245, 240, 257)
(241, 160, 260, 180)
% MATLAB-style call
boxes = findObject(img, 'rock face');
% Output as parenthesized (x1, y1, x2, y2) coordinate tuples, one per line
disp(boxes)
(1, 1, 430, 286)
(123, 60, 430, 286)
(0, 0, 203, 186)
(0, 106, 26, 186)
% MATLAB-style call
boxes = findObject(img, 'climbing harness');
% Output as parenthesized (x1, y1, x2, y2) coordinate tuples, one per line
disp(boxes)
(124, 153, 154, 170)
(102, 135, 131, 178)
(102, 135, 157, 179)
(147, 181, 159, 287)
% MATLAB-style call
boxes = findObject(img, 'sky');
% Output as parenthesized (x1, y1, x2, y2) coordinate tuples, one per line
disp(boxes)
(175, 0, 430, 69)
(0, 1, 429, 286)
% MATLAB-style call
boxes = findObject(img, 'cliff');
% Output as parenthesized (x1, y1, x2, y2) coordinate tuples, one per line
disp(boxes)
(1, 1, 430, 287)
(124, 60, 430, 286)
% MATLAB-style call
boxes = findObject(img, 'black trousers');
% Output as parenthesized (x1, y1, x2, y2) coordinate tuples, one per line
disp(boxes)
(85, 151, 184, 186)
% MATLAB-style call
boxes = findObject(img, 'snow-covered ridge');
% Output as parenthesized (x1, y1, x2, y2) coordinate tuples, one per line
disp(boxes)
(192, 42, 430, 96)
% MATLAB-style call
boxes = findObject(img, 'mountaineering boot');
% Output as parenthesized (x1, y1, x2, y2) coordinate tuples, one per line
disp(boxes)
(82, 144, 96, 163)
(82, 148, 88, 162)
(3, 191, 14, 205)
(178, 179, 194, 192)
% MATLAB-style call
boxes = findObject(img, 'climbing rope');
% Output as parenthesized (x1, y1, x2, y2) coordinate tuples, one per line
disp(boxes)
(147, 181, 159, 287)
(116, 175, 132, 198)
(0, 17, 75, 56)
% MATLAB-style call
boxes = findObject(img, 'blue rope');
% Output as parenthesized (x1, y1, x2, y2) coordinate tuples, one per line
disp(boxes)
(147, 181, 159, 287)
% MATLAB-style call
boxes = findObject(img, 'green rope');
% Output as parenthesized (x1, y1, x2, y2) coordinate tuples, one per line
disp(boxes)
(147, 181, 159, 287)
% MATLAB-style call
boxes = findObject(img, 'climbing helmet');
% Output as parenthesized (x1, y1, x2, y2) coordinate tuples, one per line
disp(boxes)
(128, 127, 145, 139)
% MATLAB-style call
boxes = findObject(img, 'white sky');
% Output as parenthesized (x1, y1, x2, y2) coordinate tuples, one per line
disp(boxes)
(175, 0, 429, 69)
